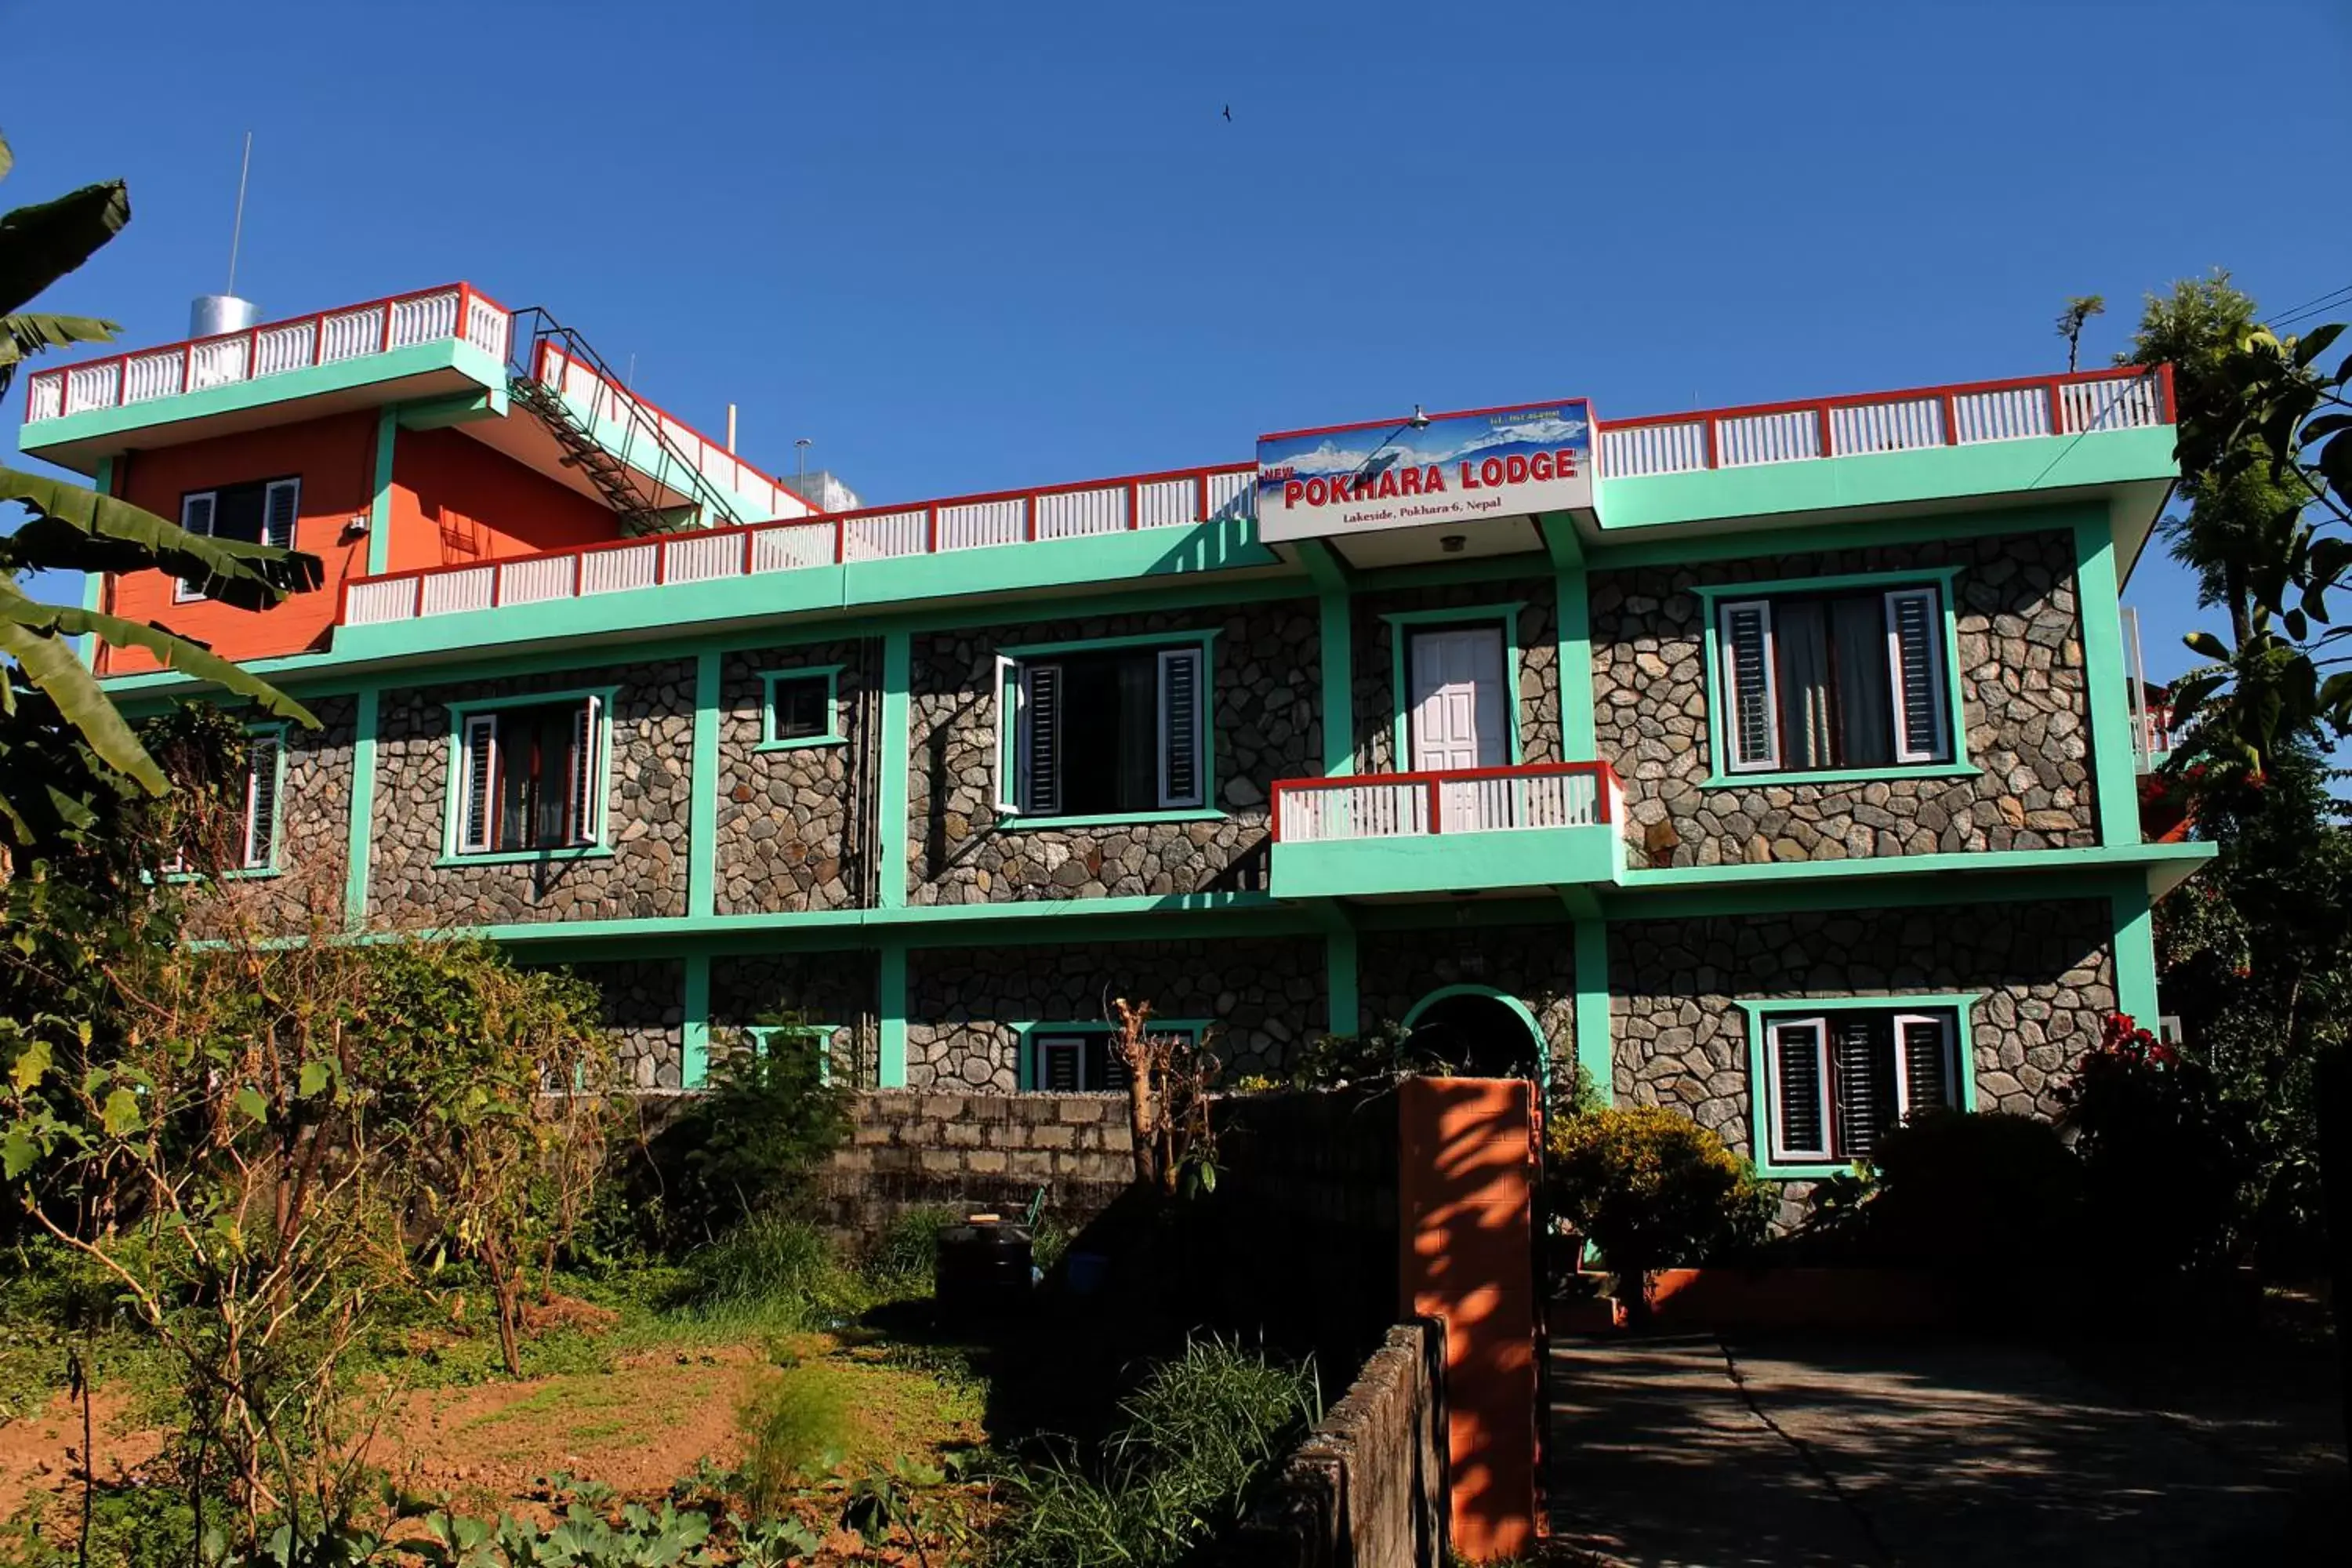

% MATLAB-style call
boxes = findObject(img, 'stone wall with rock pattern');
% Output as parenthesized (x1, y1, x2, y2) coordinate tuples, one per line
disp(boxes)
(1358, 921, 1576, 1075)
(193, 696, 357, 935)
(550, 957, 686, 1090)
(1591, 530, 2096, 867)
(369, 661, 694, 927)
(1348, 580, 1561, 772)
(904, 936, 1327, 1090)
(907, 604, 1319, 903)
(715, 641, 877, 915)
(711, 949, 880, 1085)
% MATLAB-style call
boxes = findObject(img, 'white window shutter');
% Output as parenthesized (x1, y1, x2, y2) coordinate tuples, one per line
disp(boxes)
(1884, 588, 1948, 764)
(993, 655, 1018, 812)
(1018, 662, 1062, 816)
(261, 479, 301, 550)
(1157, 646, 1205, 809)
(568, 695, 604, 844)
(242, 731, 281, 869)
(459, 713, 499, 853)
(1718, 599, 1780, 772)
(1766, 1018, 1832, 1162)
(1893, 1012, 1955, 1120)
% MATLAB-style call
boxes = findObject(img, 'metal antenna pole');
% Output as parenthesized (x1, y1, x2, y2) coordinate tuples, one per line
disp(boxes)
(226, 132, 253, 296)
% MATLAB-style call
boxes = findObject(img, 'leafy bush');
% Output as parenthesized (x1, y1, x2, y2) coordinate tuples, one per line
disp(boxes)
(863, 1204, 964, 1295)
(996, 1337, 1318, 1567)
(1544, 1106, 1774, 1322)
(657, 1018, 850, 1243)
(686, 1215, 857, 1327)
(1798, 1109, 2087, 1269)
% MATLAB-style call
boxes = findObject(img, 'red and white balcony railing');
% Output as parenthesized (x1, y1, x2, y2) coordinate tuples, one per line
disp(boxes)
(1271, 761, 1623, 844)
(339, 462, 1260, 626)
(23, 284, 511, 425)
(532, 341, 813, 522)
(1595, 365, 2175, 479)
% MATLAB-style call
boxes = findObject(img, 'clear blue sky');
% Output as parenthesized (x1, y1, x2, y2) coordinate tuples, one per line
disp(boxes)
(7, 0, 2350, 698)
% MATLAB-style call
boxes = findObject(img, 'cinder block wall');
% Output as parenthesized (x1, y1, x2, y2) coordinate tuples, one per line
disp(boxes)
(816, 1090, 1135, 1236)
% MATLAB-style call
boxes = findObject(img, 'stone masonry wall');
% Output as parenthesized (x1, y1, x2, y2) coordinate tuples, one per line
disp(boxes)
(715, 641, 877, 915)
(1610, 896, 2117, 1156)
(219, 695, 357, 932)
(710, 949, 880, 1086)
(551, 957, 686, 1090)
(905, 936, 1327, 1091)
(815, 1090, 1134, 1236)
(370, 661, 695, 927)
(1349, 579, 1561, 772)
(1591, 530, 2096, 866)
(907, 603, 1319, 903)
(1358, 921, 1577, 1077)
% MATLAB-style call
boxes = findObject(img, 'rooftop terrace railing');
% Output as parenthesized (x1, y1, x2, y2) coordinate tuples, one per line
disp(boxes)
(1271, 761, 1623, 844)
(1595, 365, 2174, 478)
(22, 285, 511, 423)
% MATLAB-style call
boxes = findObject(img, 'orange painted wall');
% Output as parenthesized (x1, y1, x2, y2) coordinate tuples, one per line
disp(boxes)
(100, 411, 379, 673)
(387, 425, 618, 575)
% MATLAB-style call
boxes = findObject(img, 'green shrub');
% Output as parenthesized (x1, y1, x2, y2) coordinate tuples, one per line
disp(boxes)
(688, 1215, 856, 1327)
(735, 1363, 855, 1519)
(1807, 1109, 2087, 1270)
(1545, 1105, 1774, 1322)
(862, 1205, 964, 1296)
(996, 1337, 1318, 1567)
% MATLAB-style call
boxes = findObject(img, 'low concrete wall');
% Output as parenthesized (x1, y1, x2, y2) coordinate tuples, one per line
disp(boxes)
(1232, 1319, 1450, 1568)
(815, 1090, 1134, 1236)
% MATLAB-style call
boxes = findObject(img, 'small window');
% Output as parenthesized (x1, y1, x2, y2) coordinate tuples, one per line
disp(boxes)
(746, 1023, 837, 1085)
(1027, 1025, 1198, 1093)
(999, 642, 1207, 817)
(1758, 1006, 1961, 1164)
(455, 697, 605, 855)
(166, 726, 281, 873)
(1716, 584, 1951, 774)
(176, 477, 299, 601)
(767, 673, 835, 744)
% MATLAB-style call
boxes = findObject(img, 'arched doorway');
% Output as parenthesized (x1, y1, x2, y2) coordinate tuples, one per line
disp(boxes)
(1403, 985, 1547, 1082)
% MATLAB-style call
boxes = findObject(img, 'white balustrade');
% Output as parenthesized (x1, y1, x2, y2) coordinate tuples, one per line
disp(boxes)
(844, 510, 927, 561)
(1830, 396, 1943, 456)
(1279, 768, 1605, 844)
(1716, 408, 1822, 466)
(1136, 476, 1198, 528)
(122, 350, 185, 405)
(1207, 468, 1253, 519)
(25, 375, 61, 421)
(497, 554, 575, 605)
(418, 565, 495, 617)
(1277, 779, 1432, 843)
(662, 531, 742, 584)
(2061, 374, 2163, 434)
(751, 523, 835, 572)
(64, 361, 120, 414)
(252, 320, 316, 376)
(344, 577, 420, 626)
(464, 293, 509, 358)
(1601, 419, 1708, 477)
(319, 306, 386, 364)
(579, 543, 659, 595)
(387, 291, 456, 348)
(189, 336, 249, 391)
(1950, 385, 2051, 443)
(1036, 485, 1125, 539)
(1435, 771, 1599, 833)
(941, 499, 1024, 550)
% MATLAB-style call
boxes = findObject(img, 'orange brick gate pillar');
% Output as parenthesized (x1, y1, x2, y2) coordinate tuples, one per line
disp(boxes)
(1397, 1076, 1540, 1561)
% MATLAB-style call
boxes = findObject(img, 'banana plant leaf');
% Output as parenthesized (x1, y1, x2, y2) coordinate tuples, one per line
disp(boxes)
(0, 466, 324, 608)
(0, 162, 129, 319)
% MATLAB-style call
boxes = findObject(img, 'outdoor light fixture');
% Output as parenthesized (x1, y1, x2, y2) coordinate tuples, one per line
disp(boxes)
(1440, 534, 1467, 554)
(1410, 404, 1431, 429)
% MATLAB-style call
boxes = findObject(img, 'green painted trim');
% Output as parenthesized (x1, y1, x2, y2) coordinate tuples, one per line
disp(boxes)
(368, 406, 398, 577)
(878, 633, 910, 910)
(77, 458, 113, 663)
(19, 338, 508, 463)
(1382, 601, 1526, 767)
(1735, 992, 1986, 1178)
(996, 626, 1227, 659)
(690, 650, 720, 920)
(1593, 426, 2178, 533)
(877, 944, 907, 1087)
(1694, 566, 1967, 787)
(1556, 564, 1596, 761)
(681, 950, 711, 1090)
(741, 1022, 841, 1086)
(1272, 821, 1620, 900)
(1327, 925, 1359, 1036)
(438, 684, 620, 860)
(395, 391, 500, 431)
(343, 685, 379, 929)
(2073, 517, 2141, 848)
(1320, 588, 1354, 774)
(996, 808, 1226, 830)
(2111, 881, 2159, 1025)
(1011, 1018, 1212, 1092)
(757, 663, 844, 750)
(1587, 499, 2104, 571)
(1403, 983, 1548, 1094)
(1573, 918, 1611, 1105)
(1536, 510, 1587, 569)
(1619, 840, 2211, 894)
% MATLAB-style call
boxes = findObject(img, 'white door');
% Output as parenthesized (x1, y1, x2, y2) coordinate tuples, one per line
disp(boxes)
(1408, 627, 1508, 779)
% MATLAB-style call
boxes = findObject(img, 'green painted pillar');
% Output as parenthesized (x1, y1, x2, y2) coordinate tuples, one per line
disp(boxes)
(343, 685, 379, 931)
(689, 648, 720, 920)
(368, 407, 398, 576)
(1574, 917, 1613, 1106)
(1326, 924, 1359, 1037)
(1557, 564, 1596, 761)
(2074, 518, 2142, 848)
(2111, 877, 2160, 1027)
(877, 943, 908, 1087)
(879, 631, 911, 909)
(1319, 589, 1353, 775)
(682, 950, 711, 1090)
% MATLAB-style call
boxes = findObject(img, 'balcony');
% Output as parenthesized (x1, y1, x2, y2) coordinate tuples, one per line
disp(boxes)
(338, 463, 1258, 627)
(1268, 762, 1624, 900)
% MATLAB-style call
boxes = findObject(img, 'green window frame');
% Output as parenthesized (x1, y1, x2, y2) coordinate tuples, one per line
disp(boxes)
(1013, 1018, 1210, 1092)
(439, 685, 620, 866)
(1381, 601, 1526, 769)
(1734, 993, 1984, 1178)
(745, 1022, 842, 1086)
(758, 665, 846, 750)
(992, 629, 1221, 828)
(1695, 568, 1975, 789)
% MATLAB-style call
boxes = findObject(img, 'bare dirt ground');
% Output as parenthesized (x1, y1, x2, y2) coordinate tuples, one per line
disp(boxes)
(0, 1386, 167, 1524)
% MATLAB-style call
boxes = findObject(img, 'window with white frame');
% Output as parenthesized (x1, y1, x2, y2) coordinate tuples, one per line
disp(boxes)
(168, 727, 282, 873)
(1715, 584, 1950, 774)
(1027, 1024, 1200, 1094)
(176, 477, 299, 601)
(454, 697, 606, 855)
(1759, 1005, 1961, 1164)
(997, 641, 1206, 818)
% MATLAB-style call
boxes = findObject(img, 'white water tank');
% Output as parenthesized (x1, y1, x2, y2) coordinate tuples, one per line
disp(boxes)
(190, 294, 259, 337)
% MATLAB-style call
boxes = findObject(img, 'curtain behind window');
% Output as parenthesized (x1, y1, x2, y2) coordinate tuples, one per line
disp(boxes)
(1776, 601, 1835, 769)
(1831, 596, 1893, 766)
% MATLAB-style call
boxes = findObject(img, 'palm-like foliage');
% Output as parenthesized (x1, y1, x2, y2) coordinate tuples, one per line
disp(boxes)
(0, 131, 320, 849)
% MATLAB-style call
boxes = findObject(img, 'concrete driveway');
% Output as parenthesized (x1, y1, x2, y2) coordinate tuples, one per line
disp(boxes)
(1546, 1332, 2347, 1566)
